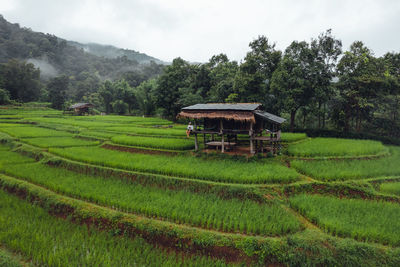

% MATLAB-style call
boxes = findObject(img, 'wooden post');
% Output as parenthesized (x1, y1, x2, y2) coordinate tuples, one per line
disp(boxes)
(194, 120, 198, 151)
(221, 134, 225, 153)
(220, 119, 224, 153)
(203, 133, 206, 146)
(194, 134, 198, 151)
(249, 121, 254, 154)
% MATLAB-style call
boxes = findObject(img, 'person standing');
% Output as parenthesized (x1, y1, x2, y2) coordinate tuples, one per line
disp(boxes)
(186, 122, 194, 138)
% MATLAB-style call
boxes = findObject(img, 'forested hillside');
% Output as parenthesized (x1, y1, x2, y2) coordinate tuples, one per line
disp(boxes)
(0, 15, 399, 140)
(0, 15, 164, 102)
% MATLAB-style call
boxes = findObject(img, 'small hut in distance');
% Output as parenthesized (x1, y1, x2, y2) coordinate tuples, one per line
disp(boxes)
(177, 103, 286, 154)
(69, 103, 94, 115)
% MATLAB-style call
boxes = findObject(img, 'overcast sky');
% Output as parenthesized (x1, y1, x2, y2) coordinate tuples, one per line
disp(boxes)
(1, 0, 399, 62)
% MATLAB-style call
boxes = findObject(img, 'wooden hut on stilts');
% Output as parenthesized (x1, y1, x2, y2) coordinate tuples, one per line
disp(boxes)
(177, 103, 286, 155)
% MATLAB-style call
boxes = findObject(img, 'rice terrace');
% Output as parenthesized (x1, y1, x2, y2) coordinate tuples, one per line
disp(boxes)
(0, 104, 400, 266)
(1, 4, 400, 266)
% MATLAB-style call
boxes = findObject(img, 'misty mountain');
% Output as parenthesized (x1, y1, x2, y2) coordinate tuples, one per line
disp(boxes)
(0, 15, 164, 83)
(68, 41, 165, 65)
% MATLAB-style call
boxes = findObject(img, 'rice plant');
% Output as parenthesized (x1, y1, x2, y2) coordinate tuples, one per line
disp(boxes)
(280, 133, 307, 142)
(77, 130, 117, 139)
(21, 137, 100, 148)
(379, 182, 400, 196)
(288, 138, 385, 157)
(0, 248, 22, 267)
(111, 135, 195, 150)
(0, 149, 36, 166)
(49, 146, 300, 184)
(104, 126, 186, 137)
(3, 162, 303, 236)
(0, 126, 73, 138)
(291, 146, 400, 181)
(290, 194, 400, 245)
(0, 189, 234, 267)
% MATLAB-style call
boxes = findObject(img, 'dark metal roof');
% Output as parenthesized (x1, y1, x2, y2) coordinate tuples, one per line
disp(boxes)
(70, 103, 94, 109)
(254, 111, 286, 124)
(182, 103, 261, 111)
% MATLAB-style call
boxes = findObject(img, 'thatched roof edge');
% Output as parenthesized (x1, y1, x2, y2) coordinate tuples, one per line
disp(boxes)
(177, 111, 255, 122)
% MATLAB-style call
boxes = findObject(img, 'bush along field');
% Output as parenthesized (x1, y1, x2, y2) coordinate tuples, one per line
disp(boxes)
(2, 105, 400, 266)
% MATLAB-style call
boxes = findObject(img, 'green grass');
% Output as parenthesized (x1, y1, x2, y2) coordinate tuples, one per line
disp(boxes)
(105, 126, 186, 137)
(0, 149, 36, 166)
(0, 126, 73, 138)
(0, 248, 22, 267)
(49, 146, 300, 184)
(288, 138, 386, 157)
(77, 130, 118, 139)
(73, 115, 172, 124)
(21, 137, 100, 148)
(0, 123, 29, 127)
(26, 116, 172, 129)
(380, 182, 400, 196)
(291, 146, 400, 181)
(0, 189, 233, 267)
(111, 135, 195, 150)
(290, 194, 400, 246)
(2, 162, 302, 236)
(24, 117, 126, 128)
(280, 133, 307, 142)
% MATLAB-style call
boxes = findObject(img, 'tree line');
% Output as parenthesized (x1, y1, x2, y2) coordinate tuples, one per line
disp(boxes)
(0, 29, 399, 138)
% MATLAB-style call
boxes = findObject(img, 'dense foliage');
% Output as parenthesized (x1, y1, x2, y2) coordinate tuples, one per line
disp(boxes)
(0, 16, 398, 141)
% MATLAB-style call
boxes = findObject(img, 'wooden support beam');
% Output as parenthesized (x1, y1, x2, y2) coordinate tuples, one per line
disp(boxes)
(221, 134, 225, 153)
(249, 121, 254, 154)
(220, 119, 224, 153)
(194, 133, 198, 151)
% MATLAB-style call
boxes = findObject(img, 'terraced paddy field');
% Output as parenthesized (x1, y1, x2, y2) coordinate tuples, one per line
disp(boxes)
(1, 105, 400, 266)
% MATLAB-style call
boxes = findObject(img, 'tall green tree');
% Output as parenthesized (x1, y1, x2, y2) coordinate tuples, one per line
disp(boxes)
(310, 29, 342, 128)
(234, 36, 281, 104)
(0, 59, 41, 102)
(207, 54, 238, 102)
(153, 58, 191, 119)
(48, 75, 69, 110)
(336, 41, 387, 132)
(134, 79, 157, 116)
(98, 80, 114, 113)
(271, 41, 315, 131)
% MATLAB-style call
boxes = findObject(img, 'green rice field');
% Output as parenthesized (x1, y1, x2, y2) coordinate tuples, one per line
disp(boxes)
(290, 194, 400, 245)
(291, 146, 400, 181)
(2, 161, 302, 235)
(0, 189, 233, 267)
(21, 136, 100, 148)
(380, 182, 400, 196)
(0, 126, 73, 138)
(2, 105, 400, 266)
(288, 138, 386, 157)
(111, 135, 195, 150)
(49, 146, 300, 184)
